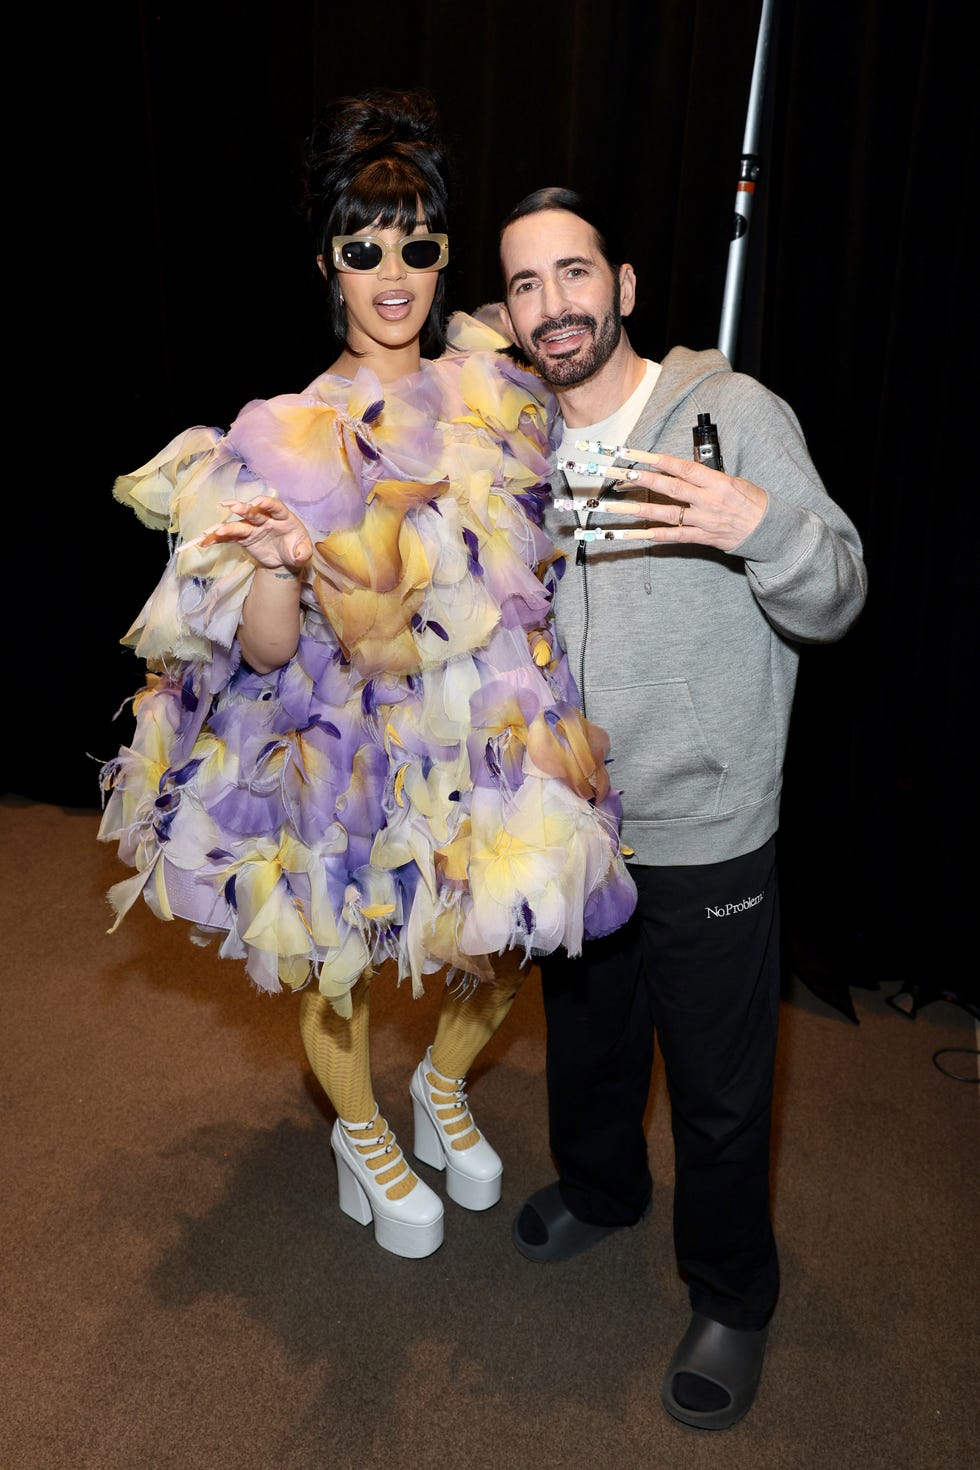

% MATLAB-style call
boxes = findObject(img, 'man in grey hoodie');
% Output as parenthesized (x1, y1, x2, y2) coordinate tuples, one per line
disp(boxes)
(497, 188, 867, 1430)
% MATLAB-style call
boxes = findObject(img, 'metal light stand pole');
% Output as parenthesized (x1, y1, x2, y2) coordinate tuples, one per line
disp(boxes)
(718, 0, 777, 365)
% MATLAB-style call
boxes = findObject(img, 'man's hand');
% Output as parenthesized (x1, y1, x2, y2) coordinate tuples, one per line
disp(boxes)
(605, 453, 768, 554)
(565, 450, 769, 556)
(200, 495, 313, 571)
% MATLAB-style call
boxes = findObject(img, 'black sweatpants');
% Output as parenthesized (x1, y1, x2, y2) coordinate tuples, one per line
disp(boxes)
(539, 837, 780, 1331)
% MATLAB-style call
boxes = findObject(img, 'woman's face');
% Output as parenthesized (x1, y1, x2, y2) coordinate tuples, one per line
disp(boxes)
(328, 216, 441, 362)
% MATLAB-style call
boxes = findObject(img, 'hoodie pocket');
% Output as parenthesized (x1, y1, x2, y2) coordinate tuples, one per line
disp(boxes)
(597, 679, 727, 821)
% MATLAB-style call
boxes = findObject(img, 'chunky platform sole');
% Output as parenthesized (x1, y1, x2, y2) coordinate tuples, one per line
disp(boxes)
(330, 1118, 444, 1259)
(410, 1056, 503, 1211)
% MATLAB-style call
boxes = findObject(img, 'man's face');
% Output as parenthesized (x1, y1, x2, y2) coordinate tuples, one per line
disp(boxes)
(500, 209, 634, 388)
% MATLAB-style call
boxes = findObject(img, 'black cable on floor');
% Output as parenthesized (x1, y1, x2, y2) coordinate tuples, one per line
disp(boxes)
(931, 1048, 980, 1083)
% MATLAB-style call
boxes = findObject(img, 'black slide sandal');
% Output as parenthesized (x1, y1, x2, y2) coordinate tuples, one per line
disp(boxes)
(512, 1182, 638, 1263)
(662, 1313, 769, 1430)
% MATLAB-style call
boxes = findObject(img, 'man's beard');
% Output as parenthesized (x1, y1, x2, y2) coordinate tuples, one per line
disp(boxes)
(520, 278, 623, 388)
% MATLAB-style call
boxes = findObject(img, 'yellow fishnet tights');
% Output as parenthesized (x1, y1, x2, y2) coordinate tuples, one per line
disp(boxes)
(425, 973, 524, 1152)
(430, 976, 523, 1077)
(298, 976, 418, 1202)
(298, 976, 376, 1122)
(298, 969, 525, 1163)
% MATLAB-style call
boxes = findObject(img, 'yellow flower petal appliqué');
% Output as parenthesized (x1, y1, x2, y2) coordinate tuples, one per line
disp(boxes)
(525, 709, 612, 803)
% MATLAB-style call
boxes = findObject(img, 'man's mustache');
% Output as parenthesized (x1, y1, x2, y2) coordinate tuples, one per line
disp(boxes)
(530, 314, 596, 347)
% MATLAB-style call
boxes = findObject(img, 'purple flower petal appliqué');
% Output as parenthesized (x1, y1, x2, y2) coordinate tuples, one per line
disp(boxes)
(209, 784, 282, 838)
(462, 527, 483, 577)
(410, 613, 450, 641)
(171, 758, 204, 787)
(311, 718, 342, 740)
(584, 870, 637, 939)
(354, 432, 380, 460)
(153, 807, 176, 841)
(515, 484, 550, 527)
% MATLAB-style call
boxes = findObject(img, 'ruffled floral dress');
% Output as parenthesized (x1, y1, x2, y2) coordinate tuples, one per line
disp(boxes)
(99, 316, 636, 1014)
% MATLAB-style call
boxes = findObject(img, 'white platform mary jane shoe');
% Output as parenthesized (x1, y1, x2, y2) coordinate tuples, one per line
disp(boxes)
(331, 1110, 444, 1258)
(410, 1048, 503, 1210)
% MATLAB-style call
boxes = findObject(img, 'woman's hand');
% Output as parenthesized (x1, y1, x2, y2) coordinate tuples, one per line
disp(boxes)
(201, 496, 313, 572)
(198, 496, 311, 671)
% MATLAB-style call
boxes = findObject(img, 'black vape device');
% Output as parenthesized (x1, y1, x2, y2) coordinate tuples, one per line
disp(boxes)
(692, 413, 724, 472)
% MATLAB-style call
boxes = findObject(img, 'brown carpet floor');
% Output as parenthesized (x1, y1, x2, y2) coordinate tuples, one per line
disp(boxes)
(1, 796, 976, 1470)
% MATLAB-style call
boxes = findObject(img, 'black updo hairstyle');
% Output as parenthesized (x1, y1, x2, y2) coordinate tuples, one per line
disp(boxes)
(303, 88, 451, 359)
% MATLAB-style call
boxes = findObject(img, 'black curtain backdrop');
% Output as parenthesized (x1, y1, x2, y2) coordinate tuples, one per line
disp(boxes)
(14, 1, 973, 1018)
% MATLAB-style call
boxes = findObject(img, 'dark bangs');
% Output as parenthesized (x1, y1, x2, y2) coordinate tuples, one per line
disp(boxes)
(321, 157, 448, 255)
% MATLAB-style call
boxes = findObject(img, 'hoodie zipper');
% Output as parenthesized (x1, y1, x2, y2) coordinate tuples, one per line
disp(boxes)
(558, 469, 596, 717)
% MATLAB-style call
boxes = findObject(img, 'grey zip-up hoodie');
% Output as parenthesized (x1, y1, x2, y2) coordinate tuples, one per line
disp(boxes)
(544, 347, 867, 866)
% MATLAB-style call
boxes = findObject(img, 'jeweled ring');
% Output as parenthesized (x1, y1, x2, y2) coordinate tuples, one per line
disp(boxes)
(678, 505, 686, 527)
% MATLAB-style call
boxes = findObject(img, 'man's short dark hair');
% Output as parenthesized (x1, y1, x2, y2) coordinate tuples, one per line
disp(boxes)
(499, 186, 625, 270)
